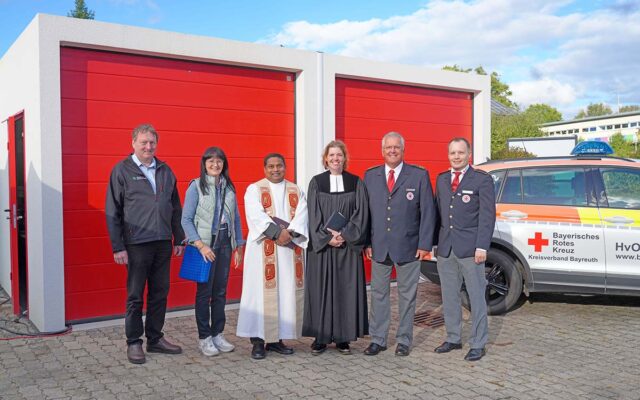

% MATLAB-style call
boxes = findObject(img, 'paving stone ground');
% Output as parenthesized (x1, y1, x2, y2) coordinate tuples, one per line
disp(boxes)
(1, 283, 640, 400)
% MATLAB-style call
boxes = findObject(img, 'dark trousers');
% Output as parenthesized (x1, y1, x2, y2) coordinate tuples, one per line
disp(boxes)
(195, 229, 232, 339)
(125, 240, 173, 345)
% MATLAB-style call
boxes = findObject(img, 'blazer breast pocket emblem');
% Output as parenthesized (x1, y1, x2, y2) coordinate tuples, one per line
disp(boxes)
(462, 194, 471, 203)
(406, 192, 414, 200)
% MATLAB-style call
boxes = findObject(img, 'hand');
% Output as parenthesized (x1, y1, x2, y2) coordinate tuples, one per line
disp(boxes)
(365, 247, 372, 260)
(328, 236, 345, 247)
(474, 249, 487, 264)
(326, 228, 341, 237)
(199, 244, 216, 262)
(276, 229, 292, 246)
(113, 250, 128, 265)
(233, 245, 245, 269)
(415, 249, 430, 261)
(174, 245, 185, 257)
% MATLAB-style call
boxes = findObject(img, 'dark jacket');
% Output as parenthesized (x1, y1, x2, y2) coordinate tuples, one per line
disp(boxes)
(364, 163, 436, 264)
(434, 166, 496, 258)
(105, 155, 185, 252)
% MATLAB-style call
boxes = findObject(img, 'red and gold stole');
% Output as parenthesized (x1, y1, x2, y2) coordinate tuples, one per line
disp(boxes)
(256, 178, 304, 342)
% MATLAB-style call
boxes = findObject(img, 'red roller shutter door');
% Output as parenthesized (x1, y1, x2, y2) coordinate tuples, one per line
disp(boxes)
(61, 48, 295, 322)
(335, 78, 473, 280)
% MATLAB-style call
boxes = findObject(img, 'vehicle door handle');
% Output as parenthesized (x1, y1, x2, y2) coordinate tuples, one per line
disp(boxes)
(604, 216, 634, 225)
(500, 210, 528, 220)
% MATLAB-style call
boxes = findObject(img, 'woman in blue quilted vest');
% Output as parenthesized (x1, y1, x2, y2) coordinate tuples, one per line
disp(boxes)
(181, 147, 245, 357)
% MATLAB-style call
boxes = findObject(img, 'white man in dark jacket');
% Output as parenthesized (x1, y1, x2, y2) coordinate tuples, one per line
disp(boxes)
(105, 124, 185, 364)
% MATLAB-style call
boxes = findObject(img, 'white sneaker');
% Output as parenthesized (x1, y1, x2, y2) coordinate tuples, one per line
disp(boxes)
(199, 336, 219, 357)
(211, 333, 235, 353)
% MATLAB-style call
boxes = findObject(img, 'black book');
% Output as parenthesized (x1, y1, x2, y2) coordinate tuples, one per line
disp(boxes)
(271, 216, 297, 249)
(323, 211, 348, 232)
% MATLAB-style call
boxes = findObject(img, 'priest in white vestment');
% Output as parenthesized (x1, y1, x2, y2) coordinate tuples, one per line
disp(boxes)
(236, 153, 308, 359)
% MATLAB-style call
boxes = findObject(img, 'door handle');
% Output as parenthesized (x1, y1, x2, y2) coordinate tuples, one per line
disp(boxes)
(604, 216, 634, 225)
(500, 210, 528, 220)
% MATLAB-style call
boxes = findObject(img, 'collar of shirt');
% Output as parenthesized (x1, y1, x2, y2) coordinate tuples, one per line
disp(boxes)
(131, 153, 156, 169)
(385, 162, 404, 179)
(451, 164, 469, 182)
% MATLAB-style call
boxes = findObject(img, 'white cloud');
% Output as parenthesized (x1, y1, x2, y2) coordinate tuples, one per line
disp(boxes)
(511, 78, 578, 107)
(263, 0, 640, 118)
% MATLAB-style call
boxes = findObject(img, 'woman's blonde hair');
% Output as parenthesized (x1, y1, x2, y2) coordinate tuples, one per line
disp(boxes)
(322, 140, 349, 171)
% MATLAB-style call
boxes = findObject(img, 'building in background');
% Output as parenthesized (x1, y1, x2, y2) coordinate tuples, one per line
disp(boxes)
(540, 111, 640, 143)
(0, 14, 490, 332)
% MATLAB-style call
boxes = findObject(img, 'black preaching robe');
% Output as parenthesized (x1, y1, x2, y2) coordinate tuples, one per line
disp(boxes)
(302, 170, 369, 344)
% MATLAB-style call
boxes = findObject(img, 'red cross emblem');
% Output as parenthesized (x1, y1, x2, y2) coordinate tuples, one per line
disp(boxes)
(528, 232, 549, 252)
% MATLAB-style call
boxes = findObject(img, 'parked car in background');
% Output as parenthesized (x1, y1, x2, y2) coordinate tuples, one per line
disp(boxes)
(422, 142, 640, 314)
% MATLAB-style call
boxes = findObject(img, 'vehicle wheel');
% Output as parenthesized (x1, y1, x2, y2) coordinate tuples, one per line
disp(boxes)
(462, 249, 523, 315)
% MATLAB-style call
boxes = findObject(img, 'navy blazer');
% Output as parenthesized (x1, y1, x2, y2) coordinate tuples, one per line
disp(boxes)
(364, 163, 436, 264)
(434, 166, 496, 259)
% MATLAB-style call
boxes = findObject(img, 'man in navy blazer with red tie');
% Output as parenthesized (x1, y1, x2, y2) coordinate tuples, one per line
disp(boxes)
(363, 131, 436, 357)
(433, 137, 496, 361)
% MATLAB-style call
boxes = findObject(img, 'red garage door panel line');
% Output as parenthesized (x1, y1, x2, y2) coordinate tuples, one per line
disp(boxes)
(61, 48, 295, 323)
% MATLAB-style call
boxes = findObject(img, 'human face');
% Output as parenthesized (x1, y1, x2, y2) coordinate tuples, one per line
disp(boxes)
(264, 157, 286, 183)
(205, 157, 224, 177)
(325, 146, 345, 174)
(448, 140, 471, 171)
(132, 131, 157, 165)
(382, 136, 404, 168)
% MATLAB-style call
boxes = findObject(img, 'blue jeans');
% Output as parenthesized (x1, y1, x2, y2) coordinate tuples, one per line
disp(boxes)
(194, 229, 232, 339)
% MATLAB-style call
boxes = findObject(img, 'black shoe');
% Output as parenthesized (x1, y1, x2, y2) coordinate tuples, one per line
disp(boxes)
(251, 342, 266, 360)
(434, 341, 463, 354)
(127, 343, 146, 364)
(464, 348, 486, 361)
(395, 343, 410, 356)
(146, 337, 182, 354)
(311, 341, 327, 355)
(364, 343, 387, 356)
(266, 340, 295, 355)
(336, 342, 351, 355)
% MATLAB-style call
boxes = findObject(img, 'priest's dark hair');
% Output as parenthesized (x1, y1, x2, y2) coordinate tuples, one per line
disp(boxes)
(263, 153, 286, 166)
(199, 146, 236, 194)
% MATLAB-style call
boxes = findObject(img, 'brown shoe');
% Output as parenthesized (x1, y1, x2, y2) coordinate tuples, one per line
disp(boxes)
(146, 337, 182, 354)
(127, 343, 146, 364)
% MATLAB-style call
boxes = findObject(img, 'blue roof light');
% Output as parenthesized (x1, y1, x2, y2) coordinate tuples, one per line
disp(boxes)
(571, 141, 614, 156)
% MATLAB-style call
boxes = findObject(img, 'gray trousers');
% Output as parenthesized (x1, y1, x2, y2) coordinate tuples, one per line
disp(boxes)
(437, 252, 488, 349)
(369, 258, 420, 347)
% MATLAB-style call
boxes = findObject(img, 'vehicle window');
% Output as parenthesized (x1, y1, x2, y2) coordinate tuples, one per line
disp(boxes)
(500, 169, 522, 203)
(600, 168, 640, 209)
(521, 168, 588, 206)
(489, 170, 506, 198)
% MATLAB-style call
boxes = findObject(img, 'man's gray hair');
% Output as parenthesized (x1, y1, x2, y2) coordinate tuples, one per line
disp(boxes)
(132, 123, 159, 142)
(381, 131, 405, 150)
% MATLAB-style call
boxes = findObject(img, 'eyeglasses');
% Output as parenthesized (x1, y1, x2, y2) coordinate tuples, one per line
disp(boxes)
(207, 159, 224, 166)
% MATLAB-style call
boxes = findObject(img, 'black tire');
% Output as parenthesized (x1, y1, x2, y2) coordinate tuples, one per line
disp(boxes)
(462, 249, 523, 315)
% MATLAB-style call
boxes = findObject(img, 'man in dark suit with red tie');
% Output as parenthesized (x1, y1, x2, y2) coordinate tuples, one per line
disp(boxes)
(363, 131, 436, 357)
(433, 137, 496, 361)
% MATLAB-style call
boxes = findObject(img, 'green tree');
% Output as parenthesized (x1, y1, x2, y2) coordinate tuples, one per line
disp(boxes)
(443, 65, 517, 109)
(523, 103, 563, 125)
(68, 0, 95, 19)
(609, 132, 635, 158)
(574, 103, 612, 119)
(619, 105, 640, 113)
(491, 113, 544, 159)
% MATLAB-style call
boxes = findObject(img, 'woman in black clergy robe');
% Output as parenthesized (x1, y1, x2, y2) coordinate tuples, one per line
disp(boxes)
(302, 140, 369, 355)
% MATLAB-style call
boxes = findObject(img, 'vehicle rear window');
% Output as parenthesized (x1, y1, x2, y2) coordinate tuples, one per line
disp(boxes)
(500, 169, 522, 203)
(600, 168, 640, 209)
(521, 168, 588, 206)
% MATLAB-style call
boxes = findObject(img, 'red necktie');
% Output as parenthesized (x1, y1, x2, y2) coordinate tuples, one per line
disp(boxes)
(387, 169, 395, 192)
(451, 171, 461, 192)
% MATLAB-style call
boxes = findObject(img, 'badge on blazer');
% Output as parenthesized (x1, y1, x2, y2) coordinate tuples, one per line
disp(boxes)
(462, 194, 471, 203)
(406, 192, 414, 200)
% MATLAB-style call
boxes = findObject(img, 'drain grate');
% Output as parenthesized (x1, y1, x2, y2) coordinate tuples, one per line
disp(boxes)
(413, 311, 444, 328)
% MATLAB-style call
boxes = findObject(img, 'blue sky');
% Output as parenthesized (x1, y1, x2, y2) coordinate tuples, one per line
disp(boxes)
(1, 0, 638, 119)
